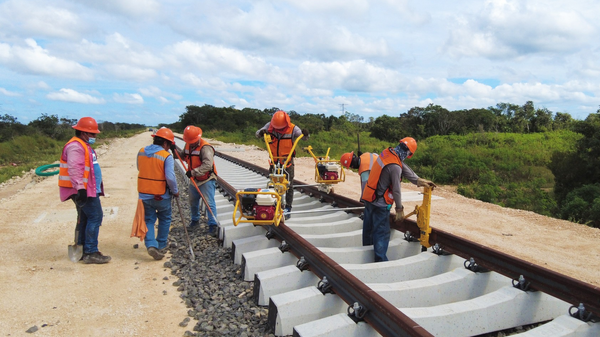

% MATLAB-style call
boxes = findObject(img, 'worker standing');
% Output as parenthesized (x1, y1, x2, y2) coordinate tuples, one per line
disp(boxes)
(340, 151, 379, 245)
(360, 137, 437, 262)
(255, 110, 309, 219)
(58, 117, 111, 264)
(179, 125, 219, 236)
(137, 127, 179, 260)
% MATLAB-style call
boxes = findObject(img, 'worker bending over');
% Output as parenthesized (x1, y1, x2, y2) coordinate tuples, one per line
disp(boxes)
(360, 137, 436, 262)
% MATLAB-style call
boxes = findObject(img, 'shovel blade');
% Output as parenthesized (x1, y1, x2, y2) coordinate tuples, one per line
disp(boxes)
(68, 244, 83, 263)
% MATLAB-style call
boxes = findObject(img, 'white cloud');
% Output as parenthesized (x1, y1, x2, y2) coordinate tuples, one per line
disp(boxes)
(0, 39, 93, 80)
(76, 0, 160, 18)
(105, 64, 157, 81)
(168, 41, 272, 78)
(284, 0, 369, 15)
(47, 88, 105, 104)
(0, 0, 86, 40)
(0, 87, 20, 96)
(138, 86, 182, 103)
(180, 73, 229, 90)
(78, 33, 163, 68)
(298, 60, 403, 92)
(113, 93, 144, 104)
(444, 0, 597, 59)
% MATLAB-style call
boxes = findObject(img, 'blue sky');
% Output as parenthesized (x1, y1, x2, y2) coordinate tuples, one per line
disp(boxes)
(1, 0, 599, 126)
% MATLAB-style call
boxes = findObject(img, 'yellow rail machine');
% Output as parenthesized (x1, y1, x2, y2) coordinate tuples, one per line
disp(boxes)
(303, 145, 346, 194)
(232, 133, 304, 226)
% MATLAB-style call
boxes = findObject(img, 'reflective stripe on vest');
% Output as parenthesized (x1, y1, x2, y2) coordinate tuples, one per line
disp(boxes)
(358, 152, 378, 175)
(137, 148, 170, 195)
(360, 148, 402, 205)
(267, 123, 296, 167)
(58, 137, 90, 189)
(184, 139, 217, 181)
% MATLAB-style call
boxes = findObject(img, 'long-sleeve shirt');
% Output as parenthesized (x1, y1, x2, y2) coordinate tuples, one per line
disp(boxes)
(177, 145, 217, 187)
(255, 122, 303, 141)
(138, 144, 179, 200)
(371, 161, 419, 209)
(59, 140, 103, 202)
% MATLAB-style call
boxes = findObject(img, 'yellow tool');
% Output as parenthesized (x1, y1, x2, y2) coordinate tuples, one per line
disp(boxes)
(404, 186, 432, 248)
(232, 133, 304, 226)
(303, 145, 346, 193)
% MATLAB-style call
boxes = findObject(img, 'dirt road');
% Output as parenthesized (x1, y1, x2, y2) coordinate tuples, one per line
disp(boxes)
(0, 131, 598, 336)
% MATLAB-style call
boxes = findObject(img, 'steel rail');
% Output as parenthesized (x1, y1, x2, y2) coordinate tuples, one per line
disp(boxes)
(216, 151, 600, 320)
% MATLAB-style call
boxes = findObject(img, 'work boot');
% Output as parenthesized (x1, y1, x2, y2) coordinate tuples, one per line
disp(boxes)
(82, 252, 111, 264)
(208, 226, 218, 237)
(188, 220, 200, 228)
(147, 247, 164, 260)
(284, 206, 292, 220)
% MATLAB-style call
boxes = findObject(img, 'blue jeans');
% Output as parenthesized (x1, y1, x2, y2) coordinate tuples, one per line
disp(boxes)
(189, 179, 217, 229)
(142, 197, 172, 250)
(74, 197, 103, 254)
(363, 202, 391, 262)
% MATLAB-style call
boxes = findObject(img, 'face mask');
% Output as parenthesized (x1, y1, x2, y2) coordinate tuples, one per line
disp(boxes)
(88, 137, 96, 145)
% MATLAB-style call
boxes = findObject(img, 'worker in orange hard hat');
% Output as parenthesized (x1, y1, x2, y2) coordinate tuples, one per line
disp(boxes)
(59, 117, 111, 264)
(340, 151, 379, 192)
(177, 125, 219, 236)
(255, 110, 309, 219)
(360, 137, 437, 262)
(137, 127, 179, 260)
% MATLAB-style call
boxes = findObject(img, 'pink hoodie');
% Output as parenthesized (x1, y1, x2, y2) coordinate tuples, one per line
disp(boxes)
(59, 140, 103, 202)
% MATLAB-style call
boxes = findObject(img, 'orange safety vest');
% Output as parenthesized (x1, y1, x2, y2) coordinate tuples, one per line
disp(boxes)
(267, 122, 296, 167)
(358, 152, 378, 175)
(184, 139, 217, 181)
(137, 148, 170, 195)
(360, 148, 403, 205)
(58, 137, 90, 189)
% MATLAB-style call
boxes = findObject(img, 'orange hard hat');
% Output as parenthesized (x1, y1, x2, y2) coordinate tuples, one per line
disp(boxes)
(72, 117, 100, 134)
(340, 152, 354, 168)
(399, 137, 417, 158)
(183, 125, 202, 144)
(152, 127, 175, 143)
(271, 110, 289, 129)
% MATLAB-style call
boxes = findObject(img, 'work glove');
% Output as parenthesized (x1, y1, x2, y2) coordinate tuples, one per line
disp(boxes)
(417, 178, 437, 189)
(301, 129, 310, 139)
(186, 171, 193, 179)
(170, 143, 177, 152)
(357, 151, 363, 157)
(257, 129, 266, 138)
(76, 189, 87, 205)
(394, 207, 405, 222)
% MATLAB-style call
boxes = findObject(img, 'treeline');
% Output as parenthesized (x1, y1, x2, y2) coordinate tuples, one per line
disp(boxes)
(0, 113, 146, 143)
(165, 102, 599, 228)
(0, 113, 146, 183)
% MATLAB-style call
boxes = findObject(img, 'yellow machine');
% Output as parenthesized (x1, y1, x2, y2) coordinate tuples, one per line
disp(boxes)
(232, 133, 304, 227)
(404, 186, 432, 248)
(303, 145, 346, 194)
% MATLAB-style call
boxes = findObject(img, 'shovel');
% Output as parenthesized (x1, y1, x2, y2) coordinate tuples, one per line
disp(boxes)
(175, 196, 195, 260)
(68, 202, 84, 262)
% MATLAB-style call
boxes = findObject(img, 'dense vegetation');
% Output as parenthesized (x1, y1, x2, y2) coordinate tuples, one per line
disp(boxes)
(164, 102, 599, 228)
(0, 113, 145, 183)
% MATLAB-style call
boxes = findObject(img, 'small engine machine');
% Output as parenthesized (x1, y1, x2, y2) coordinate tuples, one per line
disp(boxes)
(240, 188, 278, 221)
(317, 162, 340, 181)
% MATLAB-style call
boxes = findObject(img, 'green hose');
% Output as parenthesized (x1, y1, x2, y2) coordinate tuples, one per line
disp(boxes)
(35, 163, 60, 176)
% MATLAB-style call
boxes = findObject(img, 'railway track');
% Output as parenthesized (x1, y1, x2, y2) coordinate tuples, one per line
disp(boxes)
(174, 139, 600, 337)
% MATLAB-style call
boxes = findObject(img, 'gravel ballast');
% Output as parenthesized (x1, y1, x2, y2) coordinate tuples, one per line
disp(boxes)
(165, 172, 276, 337)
